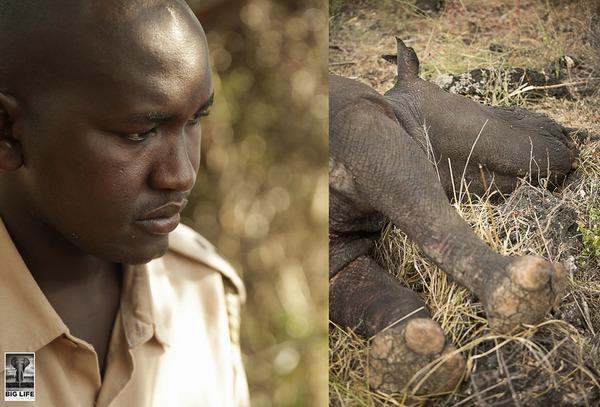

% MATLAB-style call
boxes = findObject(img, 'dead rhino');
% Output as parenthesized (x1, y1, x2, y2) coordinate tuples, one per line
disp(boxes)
(329, 38, 579, 395)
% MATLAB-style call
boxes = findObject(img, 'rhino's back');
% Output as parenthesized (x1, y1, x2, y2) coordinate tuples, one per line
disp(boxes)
(329, 75, 391, 274)
(329, 75, 392, 124)
(329, 75, 391, 228)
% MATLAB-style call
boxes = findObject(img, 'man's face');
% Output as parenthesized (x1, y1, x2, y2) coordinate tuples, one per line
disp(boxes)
(11, 7, 213, 264)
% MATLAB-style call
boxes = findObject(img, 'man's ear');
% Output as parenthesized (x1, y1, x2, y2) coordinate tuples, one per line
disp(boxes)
(0, 92, 23, 171)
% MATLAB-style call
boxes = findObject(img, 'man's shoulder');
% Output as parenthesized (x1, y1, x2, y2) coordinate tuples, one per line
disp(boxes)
(162, 223, 246, 301)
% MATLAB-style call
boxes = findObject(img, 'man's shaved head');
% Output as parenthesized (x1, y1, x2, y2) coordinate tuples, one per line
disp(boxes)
(0, 0, 206, 96)
(0, 0, 213, 264)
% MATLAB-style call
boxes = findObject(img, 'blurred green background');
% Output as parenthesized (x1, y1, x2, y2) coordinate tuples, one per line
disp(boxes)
(184, 1, 328, 406)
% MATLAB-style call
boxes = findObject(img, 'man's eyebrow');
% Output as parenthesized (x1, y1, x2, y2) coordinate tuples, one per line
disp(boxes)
(133, 91, 215, 123)
(139, 112, 173, 123)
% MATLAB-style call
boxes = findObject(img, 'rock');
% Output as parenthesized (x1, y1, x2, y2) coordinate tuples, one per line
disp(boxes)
(434, 66, 572, 101)
(415, 0, 445, 14)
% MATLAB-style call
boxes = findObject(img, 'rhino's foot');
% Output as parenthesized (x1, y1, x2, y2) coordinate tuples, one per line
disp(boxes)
(483, 256, 568, 333)
(369, 318, 465, 395)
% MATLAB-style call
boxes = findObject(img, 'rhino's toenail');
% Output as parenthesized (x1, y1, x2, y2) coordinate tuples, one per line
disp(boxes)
(571, 159, 579, 169)
(512, 256, 550, 291)
(553, 263, 567, 279)
(371, 331, 393, 357)
(404, 318, 445, 355)
(443, 345, 466, 373)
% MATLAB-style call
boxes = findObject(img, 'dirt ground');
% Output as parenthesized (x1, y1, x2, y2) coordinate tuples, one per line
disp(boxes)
(329, 0, 600, 405)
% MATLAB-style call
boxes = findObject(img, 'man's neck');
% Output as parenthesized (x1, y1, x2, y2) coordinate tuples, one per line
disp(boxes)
(0, 205, 122, 295)
(0, 205, 123, 377)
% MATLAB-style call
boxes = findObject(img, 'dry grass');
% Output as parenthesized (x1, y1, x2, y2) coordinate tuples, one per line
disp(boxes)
(329, 0, 600, 405)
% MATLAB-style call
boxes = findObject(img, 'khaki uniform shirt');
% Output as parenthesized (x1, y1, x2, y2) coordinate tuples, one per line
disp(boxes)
(0, 218, 249, 406)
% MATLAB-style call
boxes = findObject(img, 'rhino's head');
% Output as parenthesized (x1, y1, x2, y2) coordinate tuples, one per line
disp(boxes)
(383, 37, 579, 194)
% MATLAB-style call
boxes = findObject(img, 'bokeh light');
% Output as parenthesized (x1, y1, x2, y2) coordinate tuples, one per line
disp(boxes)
(185, 1, 328, 406)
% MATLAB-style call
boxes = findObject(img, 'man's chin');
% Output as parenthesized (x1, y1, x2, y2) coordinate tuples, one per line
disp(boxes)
(109, 234, 170, 265)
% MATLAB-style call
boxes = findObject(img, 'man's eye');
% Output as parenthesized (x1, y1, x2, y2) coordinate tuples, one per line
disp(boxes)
(124, 128, 157, 142)
(188, 109, 210, 126)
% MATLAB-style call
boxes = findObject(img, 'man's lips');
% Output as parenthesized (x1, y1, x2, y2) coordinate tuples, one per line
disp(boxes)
(140, 200, 188, 220)
(135, 199, 188, 235)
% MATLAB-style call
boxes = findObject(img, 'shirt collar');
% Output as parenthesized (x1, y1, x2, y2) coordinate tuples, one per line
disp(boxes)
(168, 223, 246, 303)
(0, 216, 169, 352)
(0, 218, 68, 353)
(120, 263, 170, 348)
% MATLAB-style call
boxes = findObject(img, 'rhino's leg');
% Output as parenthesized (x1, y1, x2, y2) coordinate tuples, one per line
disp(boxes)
(330, 255, 465, 394)
(333, 101, 566, 333)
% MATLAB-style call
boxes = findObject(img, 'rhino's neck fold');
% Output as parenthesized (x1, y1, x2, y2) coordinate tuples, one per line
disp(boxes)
(383, 90, 428, 150)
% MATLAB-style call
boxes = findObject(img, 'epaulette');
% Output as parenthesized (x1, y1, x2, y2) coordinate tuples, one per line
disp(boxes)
(168, 223, 246, 303)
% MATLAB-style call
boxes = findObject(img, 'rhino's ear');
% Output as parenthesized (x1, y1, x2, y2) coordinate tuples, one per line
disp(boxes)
(381, 54, 397, 64)
(395, 36, 420, 80)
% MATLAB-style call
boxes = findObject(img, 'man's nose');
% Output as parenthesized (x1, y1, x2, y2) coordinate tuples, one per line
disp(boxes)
(149, 131, 199, 192)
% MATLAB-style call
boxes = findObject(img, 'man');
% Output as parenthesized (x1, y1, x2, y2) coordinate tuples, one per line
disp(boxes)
(0, 1, 248, 405)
